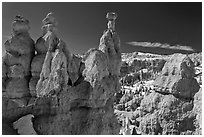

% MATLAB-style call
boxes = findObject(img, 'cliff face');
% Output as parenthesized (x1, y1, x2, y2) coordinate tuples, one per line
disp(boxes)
(2, 13, 121, 135)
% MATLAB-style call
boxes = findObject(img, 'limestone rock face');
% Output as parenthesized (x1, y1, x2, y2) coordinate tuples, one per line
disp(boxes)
(36, 49, 68, 97)
(153, 54, 200, 99)
(83, 49, 109, 83)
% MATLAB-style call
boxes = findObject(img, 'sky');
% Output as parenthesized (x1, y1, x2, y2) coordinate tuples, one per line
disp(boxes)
(2, 2, 202, 55)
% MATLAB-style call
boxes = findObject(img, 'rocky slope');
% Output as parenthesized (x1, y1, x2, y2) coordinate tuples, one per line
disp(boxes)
(2, 12, 121, 135)
(115, 51, 202, 135)
(138, 57, 201, 134)
(120, 51, 202, 84)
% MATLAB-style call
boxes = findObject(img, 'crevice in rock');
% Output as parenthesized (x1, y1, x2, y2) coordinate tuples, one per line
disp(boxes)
(68, 78, 72, 86)
(73, 75, 84, 87)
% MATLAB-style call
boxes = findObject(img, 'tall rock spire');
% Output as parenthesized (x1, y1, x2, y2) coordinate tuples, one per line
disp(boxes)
(3, 12, 120, 135)
(35, 12, 63, 97)
(2, 15, 35, 103)
(30, 12, 59, 97)
(35, 12, 77, 97)
(99, 12, 121, 76)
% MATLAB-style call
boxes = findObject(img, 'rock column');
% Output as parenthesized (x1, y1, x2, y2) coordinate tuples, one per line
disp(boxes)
(30, 12, 59, 97)
(2, 15, 35, 105)
(35, 13, 75, 97)
(3, 12, 122, 135)
(99, 12, 121, 76)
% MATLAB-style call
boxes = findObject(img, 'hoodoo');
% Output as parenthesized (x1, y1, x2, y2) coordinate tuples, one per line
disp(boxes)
(2, 12, 121, 135)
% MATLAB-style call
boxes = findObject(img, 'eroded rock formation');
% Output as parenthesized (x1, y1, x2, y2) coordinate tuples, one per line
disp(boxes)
(99, 12, 121, 76)
(120, 52, 168, 86)
(2, 12, 121, 135)
(153, 54, 200, 99)
(137, 54, 201, 135)
(2, 15, 35, 102)
(29, 12, 59, 97)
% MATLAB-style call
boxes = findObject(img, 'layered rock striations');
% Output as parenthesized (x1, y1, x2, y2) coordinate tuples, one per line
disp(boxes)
(2, 15, 35, 103)
(2, 12, 121, 135)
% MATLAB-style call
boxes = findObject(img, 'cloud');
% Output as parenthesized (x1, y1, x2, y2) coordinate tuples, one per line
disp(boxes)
(127, 42, 195, 51)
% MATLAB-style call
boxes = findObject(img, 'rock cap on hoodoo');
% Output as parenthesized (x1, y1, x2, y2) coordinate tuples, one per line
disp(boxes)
(42, 12, 58, 26)
(14, 15, 30, 24)
(12, 15, 30, 34)
(106, 12, 117, 20)
(41, 12, 58, 35)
